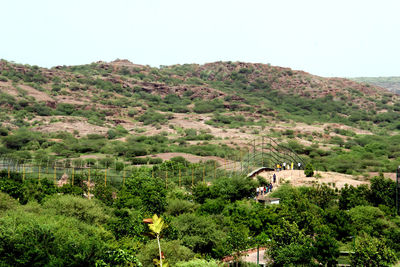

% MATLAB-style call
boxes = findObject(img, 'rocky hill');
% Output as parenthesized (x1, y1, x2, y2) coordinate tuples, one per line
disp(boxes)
(1, 59, 400, 175)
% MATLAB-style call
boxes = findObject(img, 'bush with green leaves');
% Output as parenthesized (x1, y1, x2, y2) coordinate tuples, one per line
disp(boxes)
(42, 194, 111, 225)
(137, 240, 195, 267)
(137, 110, 167, 125)
(0, 206, 114, 266)
(304, 162, 314, 177)
(115, 170, 167, 214)
(171, 213, 227, 256)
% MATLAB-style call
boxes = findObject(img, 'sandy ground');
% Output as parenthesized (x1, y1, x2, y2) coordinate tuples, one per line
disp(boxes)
(31, 119, 108, 136)
(258, 169, 368, 189)
(0, 81, 19, 97)
(18, 84, 54, 102)
(241, 248, 267, 265)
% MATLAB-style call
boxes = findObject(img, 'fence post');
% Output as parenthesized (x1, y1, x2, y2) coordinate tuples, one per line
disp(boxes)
(38, 164, 41, 181)
(7, 165, 10, 179)
(105, 168, 107, 186)
(72, 167, 75, 186)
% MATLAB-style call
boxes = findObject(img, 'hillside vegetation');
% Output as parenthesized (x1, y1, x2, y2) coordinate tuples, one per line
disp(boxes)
(1, 59, 400, 266)
(1, 59, 400, 175)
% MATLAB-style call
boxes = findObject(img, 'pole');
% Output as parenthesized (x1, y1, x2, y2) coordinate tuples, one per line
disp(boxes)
(257, 245, 259, 265)
(104, 168, 107, 186)
(179, 168, 181, 187)
(72, 167, 75, 185)
(23, 164, 25, 181)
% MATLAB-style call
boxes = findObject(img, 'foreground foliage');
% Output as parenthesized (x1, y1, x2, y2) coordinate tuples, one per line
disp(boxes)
(0, 169, 399, 266)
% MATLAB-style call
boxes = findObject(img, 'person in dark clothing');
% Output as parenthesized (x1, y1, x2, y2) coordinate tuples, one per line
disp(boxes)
(273, 173, 276, 183)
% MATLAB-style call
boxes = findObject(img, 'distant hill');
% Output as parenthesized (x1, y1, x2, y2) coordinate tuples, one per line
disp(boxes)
(350, 76, 400, 95)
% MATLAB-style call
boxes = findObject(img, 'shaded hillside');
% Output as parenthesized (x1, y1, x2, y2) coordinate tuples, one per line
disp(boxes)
(351, 76, 400, 95)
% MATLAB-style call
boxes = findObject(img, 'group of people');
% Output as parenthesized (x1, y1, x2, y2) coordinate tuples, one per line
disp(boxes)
(256, 183, 274, 196)
(256, 173, 277, 197)
(276, 162, 301, 171)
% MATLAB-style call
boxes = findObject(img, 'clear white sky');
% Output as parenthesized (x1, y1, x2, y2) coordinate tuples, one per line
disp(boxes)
(1, 0, 399, 77)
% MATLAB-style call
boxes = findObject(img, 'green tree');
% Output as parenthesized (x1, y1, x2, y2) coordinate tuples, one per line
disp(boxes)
(339, 184, 371, 210)
(350, 233, 397, 267)
(267, 219, 314, 266)
(312, 226, 340, 266)
(225, 225, 250, 263)
(347, 206, 387, 236)
(369, 176, 396, 209)
(116, 172, 167, 214)
(171, 213, 226, 256)
(107, 208, 145, 240)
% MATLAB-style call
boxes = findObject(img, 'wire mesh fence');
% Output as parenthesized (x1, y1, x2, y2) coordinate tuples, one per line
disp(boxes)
(0, 158, 246, 191)
(0, 136, 305, 190)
